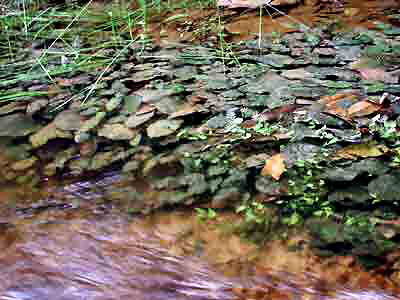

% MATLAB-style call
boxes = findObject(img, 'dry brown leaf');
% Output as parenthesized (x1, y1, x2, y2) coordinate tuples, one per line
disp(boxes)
(347, 100, 381, 118)
(261, 153, 286, 180)
(331, 143, 389, 160)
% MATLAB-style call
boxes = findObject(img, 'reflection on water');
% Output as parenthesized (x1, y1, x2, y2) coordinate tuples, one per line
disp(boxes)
(0, 174, 399, 300)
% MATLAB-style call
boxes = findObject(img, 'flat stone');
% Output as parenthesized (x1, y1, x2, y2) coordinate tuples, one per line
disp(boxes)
(147, 119, 183, 138)
(98, 124, 136, 140)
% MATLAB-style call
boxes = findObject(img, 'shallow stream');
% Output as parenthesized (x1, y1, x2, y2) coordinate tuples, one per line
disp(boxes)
(1, 172, 400, 300)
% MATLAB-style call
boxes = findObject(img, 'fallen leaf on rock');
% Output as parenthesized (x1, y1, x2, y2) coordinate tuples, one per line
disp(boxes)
(331, 142, 389, 160)
(317, 93, 359, 117)
(347, 99, 381, 118)
(261, 153, 286, 180)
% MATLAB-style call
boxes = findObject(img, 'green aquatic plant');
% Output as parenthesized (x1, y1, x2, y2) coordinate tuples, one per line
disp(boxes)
(278, 159, 331, 225)
(195, 207, 217, 221)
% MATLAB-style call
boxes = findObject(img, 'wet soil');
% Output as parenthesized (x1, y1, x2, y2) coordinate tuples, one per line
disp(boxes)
(121, 0, 400, 43)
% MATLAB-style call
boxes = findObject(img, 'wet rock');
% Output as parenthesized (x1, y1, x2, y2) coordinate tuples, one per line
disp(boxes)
(79, 111, 106, 132)
(313, 47, 336, 57)
(258, 53, 295, 68)
(328, 186, 370, 205)
(30, 123, 72, 148)
(10, 156, 38, 171)
(154, 96, 183, 115)
(173, 65, 198, 81)
(45, 146, 79, 176)
(79, 139, 97, 157)
(0, 141, 31, 161)
(122, 160, 141, 173)
(368, 171, 400, 201)
(146, 119, 183, 138)
(68, 157, 91, 175)
(207, 114, 227, 129)
(335, 45, 362, 62)
(0, 102, 26, 116)
(255, 176, 282, 196)
(0, 113, 40, 137)
(322, 159, 389, 181)
(123, 95, 142, 114)
(308, 67, 360, 82)
(54, 110, 82, 131)
(240, 71, 291, 95)
(74, 132, 91, 143)
(106, 96, 122, 112)
(15, 168, 40, 185)
(206, 78, 235, 91)
(89, 147, 134, 171)
(307, 218, 346, 244)
(129, 69, 170, 82)
(212, 187, 241, 208)
(97, 124, 136, 140)
(281, 68, 314, 80)
(282, 143, 323, 168)
(26, 98, 49, 115)
(106, 115, 128, 124)
(111, 80, 129, 96)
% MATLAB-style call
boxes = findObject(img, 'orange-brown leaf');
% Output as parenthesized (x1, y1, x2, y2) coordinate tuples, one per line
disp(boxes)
(348, 100, 381, 118)
(261, 153, 286, 180)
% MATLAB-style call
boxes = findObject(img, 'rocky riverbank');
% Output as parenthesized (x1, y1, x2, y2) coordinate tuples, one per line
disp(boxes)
(2, 22, 400, 266)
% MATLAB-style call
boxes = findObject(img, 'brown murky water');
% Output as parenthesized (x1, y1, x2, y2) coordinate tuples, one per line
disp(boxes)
(1, 173, 400, 300)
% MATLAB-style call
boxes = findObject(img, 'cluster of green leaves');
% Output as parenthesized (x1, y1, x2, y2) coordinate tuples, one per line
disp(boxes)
(279, 159, 332, 225)
(236, 201, 269, 225)
(235, 201, 279, 243)
(177, 129, 209, 141)
(181, 145, 232, 174)
(195, 207, 217, 221)
(369, 119, 400, 144)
